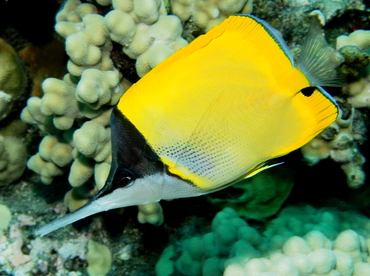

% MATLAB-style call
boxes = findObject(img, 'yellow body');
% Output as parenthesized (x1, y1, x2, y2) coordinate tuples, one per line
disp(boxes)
(117, 16, 337, 191)
(36, 15, 341, 237)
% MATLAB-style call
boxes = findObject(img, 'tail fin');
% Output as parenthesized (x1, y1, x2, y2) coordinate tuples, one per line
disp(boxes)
(297, 16, 345, 87)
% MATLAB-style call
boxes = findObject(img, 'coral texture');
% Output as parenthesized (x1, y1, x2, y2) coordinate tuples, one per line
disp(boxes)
(20, 0, 180, 224)
(0, 38, 26, 121)
(300, 27, 370, 189)
(337, 29, 370, 108)
(137, 202, 164, 226)
(171, 0, 253, 31)
(156, 205, 370, 276)
(0, 212, 91, 275)
(252, 0, 365, 46)
(301, 99, 367, 189)
(0, 203, 11, 235)
(105, 0, 188, 77)
(19, 0, 369, 230)
(20, 0, 124, 209)
(86, 240, 112, 276)
(337, 30, 370, 52)
(208, 165, 294, 220)
(0, 38, 28, 185)
(0, 135, 27, 186)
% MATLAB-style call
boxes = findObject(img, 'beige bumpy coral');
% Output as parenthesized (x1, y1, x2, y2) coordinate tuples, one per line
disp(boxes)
(27, 134, 72, 184)
(0, 39, 28, 185)
(21, 0, 124, 194)
(337, 30, 370, 51)
(300, 28, 370, 188)
(21, 0, 192, 225)
(137, 202, 164, 226)
(0, 38, 26, 121)
(0, 136, 27, 186)
(344, 75, 370, 108)
(105, 0, 188, 77)
(337, 29, 370, 108)
(21, 0, 190, 192)
(157, 205, 370, 276)
(86, 240, 112, 276)
(301, 100, 366, 189)
(171, 0, 253, 31)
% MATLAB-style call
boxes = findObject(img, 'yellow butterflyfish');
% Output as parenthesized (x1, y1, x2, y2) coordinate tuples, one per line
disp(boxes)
(37, 15, 343, 236)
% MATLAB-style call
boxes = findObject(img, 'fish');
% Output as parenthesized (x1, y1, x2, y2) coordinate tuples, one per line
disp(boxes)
(37, 14, 343, 236)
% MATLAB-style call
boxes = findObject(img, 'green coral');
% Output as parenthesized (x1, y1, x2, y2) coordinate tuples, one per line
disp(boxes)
(0, 38, 26, 121)
(339, 45, 370, 81)
(156, 205, 370, 276)
(0, 203, 11, 237)
(208, 165, 294, 220)
(86, 240, 112, 276)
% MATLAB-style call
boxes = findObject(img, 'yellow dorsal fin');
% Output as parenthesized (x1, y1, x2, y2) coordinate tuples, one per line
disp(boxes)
(144, 15, 295, 81)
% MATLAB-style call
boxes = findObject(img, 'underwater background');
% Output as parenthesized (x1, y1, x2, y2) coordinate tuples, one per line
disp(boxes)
(0, 0, 370, 275)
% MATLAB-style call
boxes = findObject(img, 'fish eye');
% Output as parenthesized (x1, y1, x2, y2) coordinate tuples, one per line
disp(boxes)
(116, 176, 131, 188)
(114, 169, 135, 188)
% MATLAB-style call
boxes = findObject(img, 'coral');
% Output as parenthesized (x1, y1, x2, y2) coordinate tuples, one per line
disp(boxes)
(26, 133, 72, 184)
(0, 218, 90, 275)
(0, 91, 12, 121)
(301, 99, 366, 189)
(252, 0, 365, 45)
(20, 0, 218, 225)
(337, 30, 370, 51)
(300, 27, 370, 188)
(105, 0, 188, 77)
(20, 0, 190, 226)
(336, 29, 370, 107)
(20, 0, 369, 234)
(170, 0, 253, 31)
(208, 165, 294, 220)
(118, 244, 133, 261)
(64, 186, 90, 212)
(137, 202, 164, 226)
(343, 69, 370, 107)
(86, 240, 112, 276)
(0, 135, 28, 186)
(337, 45, 370, 82)
(0, 200, 100, 275)
(0, 114, 29, 185)
(286, 0, 365, 23)
(20, 0, 124, 220)
(22, 61, 121, 188)
(0, 38, 26, 121)
(0, 204, 11, 236)
(18, 37, 67, 97)
(156, 205, 370, 276)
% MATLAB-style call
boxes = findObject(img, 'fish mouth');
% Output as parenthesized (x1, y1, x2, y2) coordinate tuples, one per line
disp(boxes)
(36, 174, 165, 237)
(36, 199, 107, 237)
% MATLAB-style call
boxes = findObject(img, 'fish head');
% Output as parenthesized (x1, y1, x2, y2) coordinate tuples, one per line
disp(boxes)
(36, 108, 205, 237)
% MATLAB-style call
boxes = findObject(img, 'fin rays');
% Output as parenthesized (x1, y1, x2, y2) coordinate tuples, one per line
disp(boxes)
(298, 17, 345, 87)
